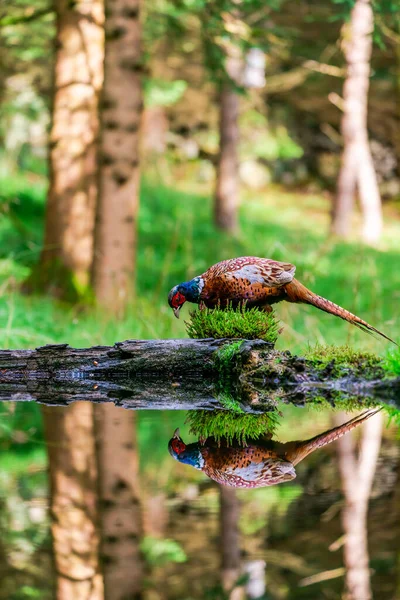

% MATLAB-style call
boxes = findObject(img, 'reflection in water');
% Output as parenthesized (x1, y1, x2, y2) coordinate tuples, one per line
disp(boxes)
(219, 485, 243, 599)
(335, 410, 383, 600)
(168, 409, 382, 488)
(0, 401, 399, 599)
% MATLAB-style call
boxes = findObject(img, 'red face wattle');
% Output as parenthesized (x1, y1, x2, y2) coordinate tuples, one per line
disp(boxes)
(168, 290, 186, 319)
(170, 438, 186, 455)
(171, 291, 186, 309)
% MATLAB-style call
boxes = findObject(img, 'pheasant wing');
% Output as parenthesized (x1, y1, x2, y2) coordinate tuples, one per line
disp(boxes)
(201, 257, 296, 306)
(222, 457, 296, 486)
(209, 257, 295, 286)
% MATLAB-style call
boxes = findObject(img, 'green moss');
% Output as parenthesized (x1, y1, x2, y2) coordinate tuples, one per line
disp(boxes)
(185, 304, 280, 343)
(186, 410, 280, 445)
(304, 344, 384, 380)
(216, 390, 244, 413)
(213, 340, 245, 377)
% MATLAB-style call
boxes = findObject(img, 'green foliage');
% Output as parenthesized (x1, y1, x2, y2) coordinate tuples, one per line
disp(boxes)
(8, 586, 43, 600)
(0, 402, 44, 452)
(140, 536, 187, 566)
(239, 484, 302, 535)
(382, 405, 400, 430)
(0, 0, 54, 159)
(186, 409, 280, 445)
(383, 349, 400, 376)
(144, 78, 187, 108)
(148, 0, 288, 87)
(185, 305, 280, 342)
(240, 111, 304, 161)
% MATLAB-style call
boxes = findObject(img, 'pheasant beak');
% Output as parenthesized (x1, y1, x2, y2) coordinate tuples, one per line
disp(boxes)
(173, 306, 181, 319)
(173, 428, 181, 439)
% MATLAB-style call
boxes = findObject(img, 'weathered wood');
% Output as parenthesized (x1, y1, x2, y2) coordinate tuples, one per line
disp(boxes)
(0, 339, 398, 410)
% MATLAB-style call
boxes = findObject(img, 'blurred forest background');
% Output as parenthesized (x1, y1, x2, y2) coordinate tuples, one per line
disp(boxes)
(1, 0, 400, 598)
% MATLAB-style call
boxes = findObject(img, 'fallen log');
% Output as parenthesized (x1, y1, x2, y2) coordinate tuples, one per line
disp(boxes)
(0, 339, 398, 411)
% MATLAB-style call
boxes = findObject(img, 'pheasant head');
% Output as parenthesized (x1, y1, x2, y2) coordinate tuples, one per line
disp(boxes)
(168, 277, 204, 318)
(168, 428, 204, 469)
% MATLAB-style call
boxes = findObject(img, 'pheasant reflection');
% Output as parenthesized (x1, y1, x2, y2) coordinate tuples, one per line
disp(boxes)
(168, 409, 381, 488)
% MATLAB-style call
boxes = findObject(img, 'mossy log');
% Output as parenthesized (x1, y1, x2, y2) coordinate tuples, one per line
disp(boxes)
(0, 339, 398, 411)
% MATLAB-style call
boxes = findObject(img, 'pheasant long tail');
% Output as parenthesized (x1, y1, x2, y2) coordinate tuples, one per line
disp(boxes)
(287, 408, 382, 465)
(285, 279, 397, 345)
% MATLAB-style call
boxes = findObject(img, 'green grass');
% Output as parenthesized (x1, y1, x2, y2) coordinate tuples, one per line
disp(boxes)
(383, 348, 400, 376)
(1, 171, 399, 354)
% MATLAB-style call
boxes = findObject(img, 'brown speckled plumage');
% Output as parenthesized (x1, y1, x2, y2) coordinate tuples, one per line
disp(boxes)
(168, 409, 382, 488)
(200, 257, 294, 309)
(168, 256, 396, 344)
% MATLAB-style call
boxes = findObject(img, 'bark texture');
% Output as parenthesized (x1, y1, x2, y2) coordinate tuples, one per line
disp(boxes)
(334, 410, 383, 600)
(43, 403, 103, 600)
(40, 0, 104, 288)
(215, 84, 240, 233)
(92, 0, 143, 313)
(94, 405, 143, 600)
(219, 486, 243, 600)
(331, 0, 382, 244)
(0, 340, 398, 409)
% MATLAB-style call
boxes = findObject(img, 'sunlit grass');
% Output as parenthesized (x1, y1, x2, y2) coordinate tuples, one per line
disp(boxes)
(1, 169, 399, 352)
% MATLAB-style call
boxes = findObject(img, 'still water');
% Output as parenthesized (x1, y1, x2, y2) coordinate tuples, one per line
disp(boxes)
(0, 401, 398, 600)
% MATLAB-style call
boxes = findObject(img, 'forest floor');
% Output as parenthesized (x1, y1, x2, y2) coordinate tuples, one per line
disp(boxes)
(1, 167, 400, 353)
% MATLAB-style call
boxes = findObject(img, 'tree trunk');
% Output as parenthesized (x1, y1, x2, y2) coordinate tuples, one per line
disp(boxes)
(43, 404, 103, 600)
(1, 340, 398, 409)
(334, 410, 383, 600)
(92, 0, 143, 314)
(94, 405, 142, 600)
(91, 2, 144, 595)
(38, 2, 105, 595)
(39, 0, 104, 293)
(219, 486, 243, 600)
(331, 0, 382, 245)
(215, 83, 239, 233)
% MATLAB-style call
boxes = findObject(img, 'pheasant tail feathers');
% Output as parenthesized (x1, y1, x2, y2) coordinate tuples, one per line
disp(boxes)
(288, 408, 382, 466)
(285, 279, 397, 345)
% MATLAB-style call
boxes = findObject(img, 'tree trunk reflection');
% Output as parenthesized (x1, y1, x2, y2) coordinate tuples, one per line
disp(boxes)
(334, 410, 383, 600)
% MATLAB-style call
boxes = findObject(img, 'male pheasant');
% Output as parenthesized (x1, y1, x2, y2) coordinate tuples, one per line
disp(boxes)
(168, 257, 395, 343)
(168, 409, 381, 488)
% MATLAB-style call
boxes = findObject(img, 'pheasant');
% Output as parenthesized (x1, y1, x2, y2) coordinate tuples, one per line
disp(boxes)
(168, 409, 381, 488)
(168, 256, 396, 344)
